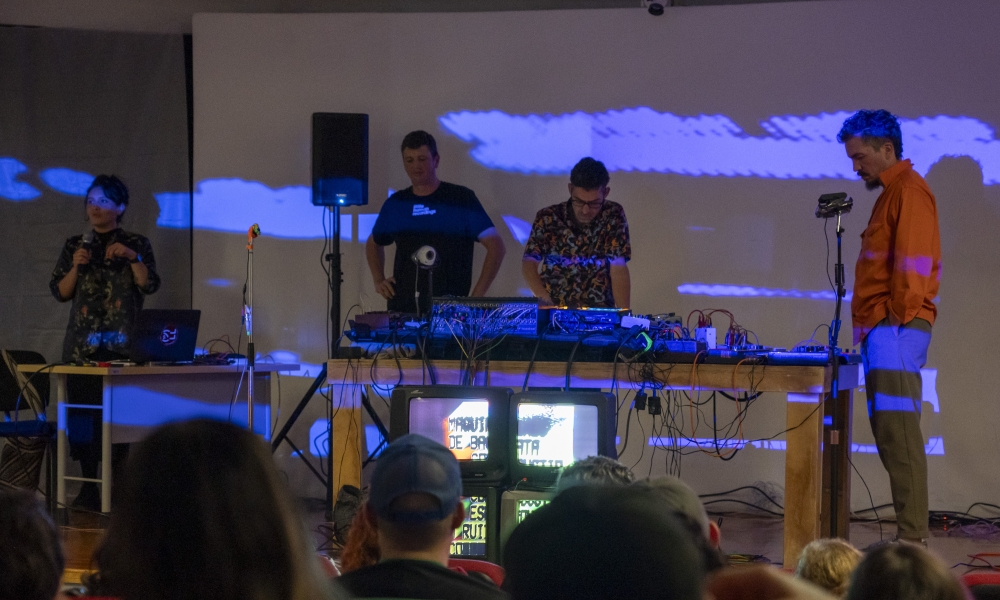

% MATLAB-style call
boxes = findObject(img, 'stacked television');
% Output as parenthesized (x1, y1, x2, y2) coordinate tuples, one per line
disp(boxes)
(389, 386, 617, 563)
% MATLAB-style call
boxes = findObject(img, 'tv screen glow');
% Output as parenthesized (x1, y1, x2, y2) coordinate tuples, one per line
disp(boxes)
(409, 397, 490, 461)
(451, 495, 487, 557)
(516, 404, 599, 467)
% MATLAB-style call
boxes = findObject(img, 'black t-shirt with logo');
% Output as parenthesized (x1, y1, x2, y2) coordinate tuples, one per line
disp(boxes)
(371, 182, 494, 314)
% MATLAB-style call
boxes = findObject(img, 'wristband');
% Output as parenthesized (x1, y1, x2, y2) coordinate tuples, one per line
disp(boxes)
(130, 254, 142, 264)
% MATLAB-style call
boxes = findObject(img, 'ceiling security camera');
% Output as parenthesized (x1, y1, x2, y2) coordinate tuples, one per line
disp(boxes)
(641, 0, 670, 15)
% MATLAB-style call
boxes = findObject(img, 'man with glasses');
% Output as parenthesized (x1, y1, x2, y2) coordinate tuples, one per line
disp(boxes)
(522, 157, 631, 308)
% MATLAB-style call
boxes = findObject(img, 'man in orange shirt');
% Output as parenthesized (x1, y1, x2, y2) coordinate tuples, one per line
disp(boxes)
(838, 109, 941, 545)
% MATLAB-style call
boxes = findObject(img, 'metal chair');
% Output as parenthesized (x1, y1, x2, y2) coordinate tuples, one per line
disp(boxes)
(0, 350, 55, 512)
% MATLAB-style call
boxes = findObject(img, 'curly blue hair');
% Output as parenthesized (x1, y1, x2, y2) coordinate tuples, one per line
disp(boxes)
(837, 109, 903, 159)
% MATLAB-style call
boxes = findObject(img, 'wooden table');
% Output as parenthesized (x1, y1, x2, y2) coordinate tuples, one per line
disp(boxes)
(328, 357, 859, 567)
(18, 363, 298, 514)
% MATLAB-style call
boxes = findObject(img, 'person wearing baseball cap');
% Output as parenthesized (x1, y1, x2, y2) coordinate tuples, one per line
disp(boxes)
(333, 434, 508, 600)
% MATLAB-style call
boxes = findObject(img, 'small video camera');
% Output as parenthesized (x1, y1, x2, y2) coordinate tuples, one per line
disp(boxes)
(816, 193, 853, 219)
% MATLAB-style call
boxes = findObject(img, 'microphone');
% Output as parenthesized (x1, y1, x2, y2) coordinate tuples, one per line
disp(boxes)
(247, 223, 260, 250)
(79, 229, 94, 272)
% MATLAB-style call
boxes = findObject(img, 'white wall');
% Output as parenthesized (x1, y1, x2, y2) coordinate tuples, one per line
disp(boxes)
(192, 0, 1000, 510)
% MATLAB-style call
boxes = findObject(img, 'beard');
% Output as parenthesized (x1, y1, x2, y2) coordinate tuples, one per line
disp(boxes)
(864, 178, 883, 191)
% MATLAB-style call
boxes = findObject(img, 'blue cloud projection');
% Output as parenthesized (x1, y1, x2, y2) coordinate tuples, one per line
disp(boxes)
(440, 109, 1000, 182)
(0, 158, 41, 201)
(39, 167, 94, 196)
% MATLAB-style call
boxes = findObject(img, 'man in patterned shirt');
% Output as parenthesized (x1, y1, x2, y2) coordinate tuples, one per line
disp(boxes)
(522, 157, 631, 308)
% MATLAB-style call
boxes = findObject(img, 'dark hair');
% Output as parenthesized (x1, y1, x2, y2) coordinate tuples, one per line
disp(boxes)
(86, 174, 130, 223)
(570, 157, 610, 190)
(503, 485, 704, 600)
(845, 542, 965, 600)
(87, 419, 332, 600)
(0, 487, 64, 600)
(837, 110, 903, 160)
(401, 130, 438, 157)
(556, 455, 634, 493)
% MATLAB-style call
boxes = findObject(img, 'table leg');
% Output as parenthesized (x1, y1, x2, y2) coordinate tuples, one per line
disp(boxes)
(101, 375, 112, 514)
(784, 392, 825, 568)
(56, 374, 67, 520)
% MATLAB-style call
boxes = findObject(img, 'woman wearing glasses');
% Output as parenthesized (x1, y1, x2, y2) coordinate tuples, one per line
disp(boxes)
(49, 174, 160, 510)
(522, 157, 632, 308)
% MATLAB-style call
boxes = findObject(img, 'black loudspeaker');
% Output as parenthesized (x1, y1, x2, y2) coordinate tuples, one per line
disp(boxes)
(312, 112, 369, 206)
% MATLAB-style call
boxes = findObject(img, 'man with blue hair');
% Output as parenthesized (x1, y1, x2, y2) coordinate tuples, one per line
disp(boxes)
(837, 109, 941, 545)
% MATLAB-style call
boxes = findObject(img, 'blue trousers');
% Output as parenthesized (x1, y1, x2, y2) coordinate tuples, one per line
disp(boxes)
(862, 317, 932, 539)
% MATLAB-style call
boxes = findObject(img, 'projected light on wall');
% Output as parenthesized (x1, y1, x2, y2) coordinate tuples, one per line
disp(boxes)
(440, 109, 1000, 182)
(40, 167, 94, 196)
(677, 283, 853, 302)
(0, 158, 41, 200)
(646, 435, 945, 456)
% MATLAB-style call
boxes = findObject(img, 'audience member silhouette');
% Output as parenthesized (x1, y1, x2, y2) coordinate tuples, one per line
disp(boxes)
(796, 538, 862, 597)
(85, 419, 337, 600)
(339, 502, 381, 573)
(0, 487, 64, 600)
(555, 455, 634, 493)
(333, 434, 507, 600)
(845, 542, 965, 600)
(503, 485, 705, 600)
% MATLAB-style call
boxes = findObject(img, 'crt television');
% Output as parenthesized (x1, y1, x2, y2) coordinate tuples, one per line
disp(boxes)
(389, 385, 512, 483)
(450, 484, 500, 563)
(508, 391, 617, 488)
(498, 489, 555, 559)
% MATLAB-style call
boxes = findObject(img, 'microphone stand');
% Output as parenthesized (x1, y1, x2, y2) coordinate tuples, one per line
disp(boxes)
(827, 212, 845, 537)
(245, 224, 260, 432)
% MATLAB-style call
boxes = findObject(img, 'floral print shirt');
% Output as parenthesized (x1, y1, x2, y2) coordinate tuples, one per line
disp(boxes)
(523, 200, 631, 308)
(49, 228, 160, 362)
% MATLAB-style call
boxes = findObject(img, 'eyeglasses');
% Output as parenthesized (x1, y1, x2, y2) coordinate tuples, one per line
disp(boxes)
(570, 197, 605, 211)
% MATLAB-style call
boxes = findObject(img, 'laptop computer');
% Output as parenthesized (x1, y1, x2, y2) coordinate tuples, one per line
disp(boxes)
(130, 309, 201, 364)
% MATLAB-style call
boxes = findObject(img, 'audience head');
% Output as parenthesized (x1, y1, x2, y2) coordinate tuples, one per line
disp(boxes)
(633, 476, 720, 547)
(88, 419, 333, 600)
(503, 485, 705, 600)
(555, 455, 634, 493)
(795, 538, 862, 597)
(366, 434, 464, 564)
(845, 542, 965, 600)
(0, 487, 64, 600)
(339, 502, 380, 573)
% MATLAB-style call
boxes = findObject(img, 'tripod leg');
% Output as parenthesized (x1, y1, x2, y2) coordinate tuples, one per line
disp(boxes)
(271, 364, 328, 453)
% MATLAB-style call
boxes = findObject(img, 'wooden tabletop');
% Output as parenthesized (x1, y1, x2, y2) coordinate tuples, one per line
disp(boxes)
(17, 363, 299, 376)
(328, 358, 860, 393)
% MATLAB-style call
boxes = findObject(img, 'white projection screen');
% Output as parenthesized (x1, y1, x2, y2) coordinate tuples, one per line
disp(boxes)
(193, 0, 1000, 510)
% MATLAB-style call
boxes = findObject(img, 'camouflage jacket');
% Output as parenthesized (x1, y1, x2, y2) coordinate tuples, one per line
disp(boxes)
(50, 228, 160, 362)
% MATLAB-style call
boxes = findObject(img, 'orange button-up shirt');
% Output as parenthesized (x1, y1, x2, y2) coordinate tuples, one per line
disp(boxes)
(851, 159, 941, 345)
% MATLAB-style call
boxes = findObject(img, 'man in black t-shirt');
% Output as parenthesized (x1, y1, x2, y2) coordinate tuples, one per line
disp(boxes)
(333, 435, 508, 600)
(367, 130, 506, 314)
